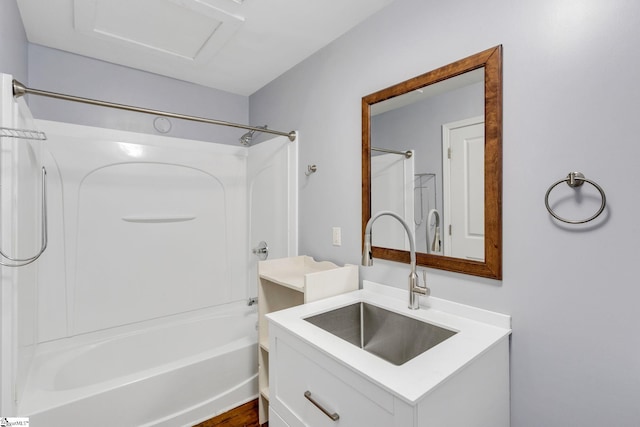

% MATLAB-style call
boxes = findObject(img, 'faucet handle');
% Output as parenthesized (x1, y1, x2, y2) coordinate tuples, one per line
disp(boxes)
(419, 270, 431, 297)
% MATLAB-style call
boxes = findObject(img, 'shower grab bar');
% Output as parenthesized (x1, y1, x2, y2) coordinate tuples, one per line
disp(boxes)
(371, 147, 412, 158)
(0, 167, 48, 267)
(12, 80, 297, 142)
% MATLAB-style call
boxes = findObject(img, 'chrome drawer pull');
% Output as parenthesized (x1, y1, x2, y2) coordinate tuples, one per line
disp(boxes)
(304, 390, 340, 421)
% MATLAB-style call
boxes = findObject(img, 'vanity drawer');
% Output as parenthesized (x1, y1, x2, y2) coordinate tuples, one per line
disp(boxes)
(269, 407, 291, 427)
(272, 338, 394, 427)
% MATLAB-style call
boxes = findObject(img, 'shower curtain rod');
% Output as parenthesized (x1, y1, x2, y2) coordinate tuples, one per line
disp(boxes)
(371, 147, 412, 158)
(12, 80, 297, 142)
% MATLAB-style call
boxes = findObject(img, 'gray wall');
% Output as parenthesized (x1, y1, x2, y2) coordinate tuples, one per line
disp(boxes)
(27, 44, 249, 144)
(0, 0, 28, 82)
(251, 0, 640, 426)
(371, 81, 484, 170)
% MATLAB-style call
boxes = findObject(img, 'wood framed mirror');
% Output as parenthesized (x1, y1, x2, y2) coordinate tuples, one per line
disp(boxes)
(362, 45, 502, 279)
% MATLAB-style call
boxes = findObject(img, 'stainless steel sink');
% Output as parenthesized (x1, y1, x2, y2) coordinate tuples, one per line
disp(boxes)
(304, 302, 457, 365)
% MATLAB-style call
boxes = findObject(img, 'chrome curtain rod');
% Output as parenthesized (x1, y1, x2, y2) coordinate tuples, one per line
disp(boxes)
(12, 80, 296, 142)
(371, 147, 412, 158)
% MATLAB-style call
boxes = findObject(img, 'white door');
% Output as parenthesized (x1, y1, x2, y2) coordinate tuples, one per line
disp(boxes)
(442, 117, 484, 261)
(371, 151, 415, 251)
(247, 135, 298, 298)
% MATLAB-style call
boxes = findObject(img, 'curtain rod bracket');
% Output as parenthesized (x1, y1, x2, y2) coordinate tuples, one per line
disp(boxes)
(12, 79, 27, 98)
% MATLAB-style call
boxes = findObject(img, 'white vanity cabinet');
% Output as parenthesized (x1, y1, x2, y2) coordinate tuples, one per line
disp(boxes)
(267, 281, 512, 427)
(269, 324, 401, 427)
(257, 256, 359, 424)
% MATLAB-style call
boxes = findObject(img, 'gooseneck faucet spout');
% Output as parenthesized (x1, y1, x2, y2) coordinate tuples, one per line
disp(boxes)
(362, 211, 429, 309)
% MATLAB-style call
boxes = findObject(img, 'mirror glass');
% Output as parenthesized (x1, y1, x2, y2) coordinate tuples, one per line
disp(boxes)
(362, 46, 502, 279)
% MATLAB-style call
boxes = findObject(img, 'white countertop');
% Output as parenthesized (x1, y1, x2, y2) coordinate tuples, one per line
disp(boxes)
(267, 280, 511, 404)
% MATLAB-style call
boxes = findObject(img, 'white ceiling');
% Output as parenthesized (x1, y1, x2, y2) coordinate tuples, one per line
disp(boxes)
(17, 0, 394, 96)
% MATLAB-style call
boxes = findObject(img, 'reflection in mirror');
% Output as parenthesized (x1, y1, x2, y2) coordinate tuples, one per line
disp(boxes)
(362, 46, 502, 279)
(370, 69, 484, 259)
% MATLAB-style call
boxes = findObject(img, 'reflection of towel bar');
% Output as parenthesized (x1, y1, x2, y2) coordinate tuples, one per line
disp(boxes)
(544, 172, 606, 224)
(0, 167, 48, 267)
(122, 215, 196, 223)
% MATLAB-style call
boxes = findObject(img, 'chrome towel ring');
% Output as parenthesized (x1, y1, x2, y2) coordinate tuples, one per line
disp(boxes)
(545, 172, 606, 224)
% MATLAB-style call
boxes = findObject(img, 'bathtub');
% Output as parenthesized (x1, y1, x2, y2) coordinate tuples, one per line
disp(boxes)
(18, 301, 258, 427)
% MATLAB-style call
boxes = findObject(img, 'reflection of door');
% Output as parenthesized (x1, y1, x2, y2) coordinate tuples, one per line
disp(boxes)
(442, 117, 484, 260)
(247, 135, 298, 297)
(371, 152, 414, 250)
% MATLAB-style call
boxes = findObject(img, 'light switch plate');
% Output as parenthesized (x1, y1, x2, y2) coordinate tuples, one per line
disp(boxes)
(332, 227, 341, 246)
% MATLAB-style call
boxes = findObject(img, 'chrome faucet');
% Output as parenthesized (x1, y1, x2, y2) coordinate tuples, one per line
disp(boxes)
(362, 211, 430, 309)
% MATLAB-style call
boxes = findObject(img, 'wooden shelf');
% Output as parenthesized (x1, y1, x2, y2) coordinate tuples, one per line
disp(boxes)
(258, 256, 352, 292)
(260, 387, 270, 401)
(257, 256, 358, 425)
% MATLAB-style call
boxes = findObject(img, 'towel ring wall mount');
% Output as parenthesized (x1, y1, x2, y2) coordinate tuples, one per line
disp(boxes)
(545, 172, 606, 224)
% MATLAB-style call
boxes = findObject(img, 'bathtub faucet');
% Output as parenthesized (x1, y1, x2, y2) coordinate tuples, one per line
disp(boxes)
(362, 211, 430, 309)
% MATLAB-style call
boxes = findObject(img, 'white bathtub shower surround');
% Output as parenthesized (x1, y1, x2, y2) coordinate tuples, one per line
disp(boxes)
(7, 119, 297, 424)
(20, 301, 258, 426)
(36, 120, 251, 340)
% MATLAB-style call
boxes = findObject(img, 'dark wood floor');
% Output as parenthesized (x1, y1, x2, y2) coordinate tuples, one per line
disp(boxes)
(193, 399, 266, 427)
